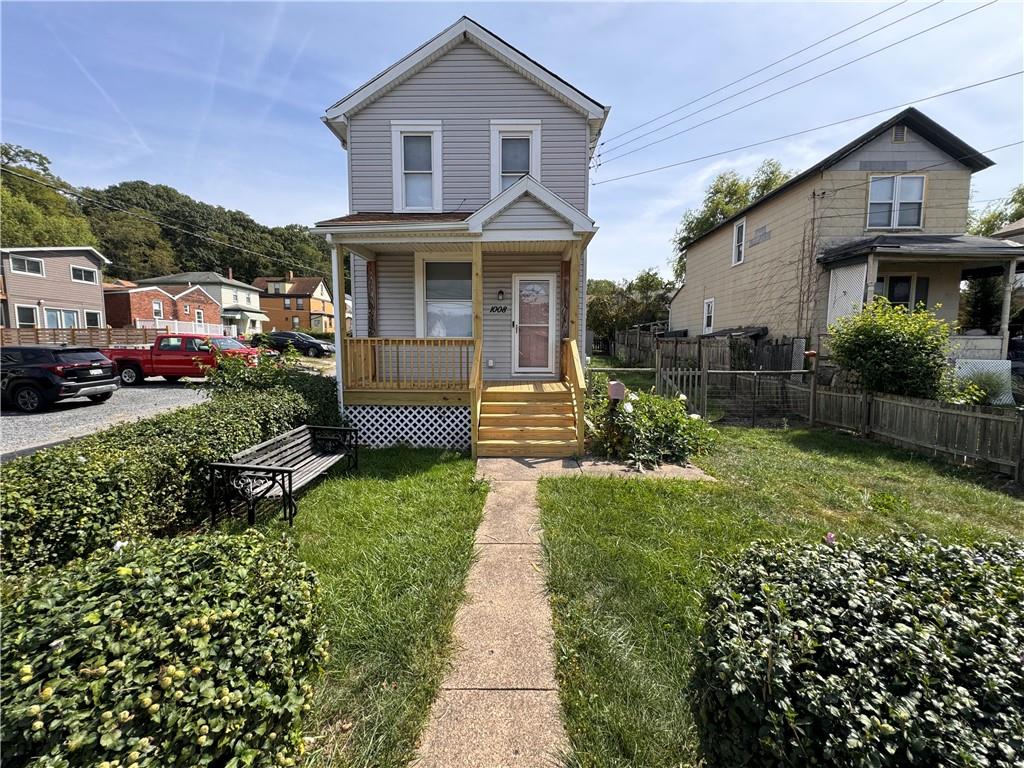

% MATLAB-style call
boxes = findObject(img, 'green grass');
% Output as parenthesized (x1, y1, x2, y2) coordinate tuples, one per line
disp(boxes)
(538, 427, 1023, 768)
(272, 449, 487, 768)
(588, 354, 656, 392)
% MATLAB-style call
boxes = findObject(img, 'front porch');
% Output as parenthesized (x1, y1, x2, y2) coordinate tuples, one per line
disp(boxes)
(313, 178, 593, 457)
(822, 234, 1024, 359)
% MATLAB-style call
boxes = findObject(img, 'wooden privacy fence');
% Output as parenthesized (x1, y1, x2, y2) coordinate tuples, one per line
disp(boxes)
(1, 327, 159, 346)
(811, 386, 1024, 480)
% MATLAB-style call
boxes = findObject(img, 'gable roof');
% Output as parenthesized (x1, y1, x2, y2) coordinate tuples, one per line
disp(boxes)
(1, 246, 111, 265)
(467, 175, 595, 234)
(994, 217, 1024, 239)
(251, 276, 329, 296)
(679, 108, 995, 252)
(323, 16, 609, 151)
(135, 271, 256, 290)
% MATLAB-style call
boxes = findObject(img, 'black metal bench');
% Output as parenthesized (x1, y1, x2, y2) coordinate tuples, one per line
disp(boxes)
(209, 425, 358, 525)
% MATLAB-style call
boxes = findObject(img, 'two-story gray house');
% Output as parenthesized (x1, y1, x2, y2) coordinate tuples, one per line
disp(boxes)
(668, 108, 1023, 361)
(313, 17, 609, 457)
(1, 247, 110, 331)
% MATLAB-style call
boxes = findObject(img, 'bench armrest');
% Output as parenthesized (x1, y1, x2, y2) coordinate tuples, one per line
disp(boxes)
(309, 425, 359, 457)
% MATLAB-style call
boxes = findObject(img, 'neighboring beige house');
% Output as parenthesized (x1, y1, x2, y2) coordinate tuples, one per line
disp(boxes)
(669, 108, 1023, 360)
(0, 246, 110, 330)
(312, 16, 609, 457)
(134, 270, 268, 336)
(994, 217, 1024, 245)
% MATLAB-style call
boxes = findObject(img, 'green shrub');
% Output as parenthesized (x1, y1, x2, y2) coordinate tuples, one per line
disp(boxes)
(829, 298, 951, 399)
(585, 374, 716, 469)
(1, 388, 310, 575)
(201, 348, 343, 427)
(693, 535, 1024, 767)
(1, 532, 328, 768)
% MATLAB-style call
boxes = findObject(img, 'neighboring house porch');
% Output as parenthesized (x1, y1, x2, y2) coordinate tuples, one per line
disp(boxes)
(313, 178, 590, 458)
(820, 234, 1023, 358)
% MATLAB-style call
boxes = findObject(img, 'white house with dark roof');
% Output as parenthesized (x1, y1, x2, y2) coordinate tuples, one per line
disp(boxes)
(312, 16, 609, 457)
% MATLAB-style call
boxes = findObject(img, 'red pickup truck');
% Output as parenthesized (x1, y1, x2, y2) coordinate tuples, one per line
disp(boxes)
(102, 333, 262, 385)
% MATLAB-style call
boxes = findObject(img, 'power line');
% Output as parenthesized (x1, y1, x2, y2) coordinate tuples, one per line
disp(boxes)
(591, 71, 1023, 186)
(597, 0, 996, 166)
(599, 0, 929, 153)
(0, 166, 330, 278)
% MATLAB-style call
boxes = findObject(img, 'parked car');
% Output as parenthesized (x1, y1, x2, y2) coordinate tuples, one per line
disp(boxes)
(0, 345, 119, 413)
(101, 333, 262, 385)
(250, 331, 335, 357)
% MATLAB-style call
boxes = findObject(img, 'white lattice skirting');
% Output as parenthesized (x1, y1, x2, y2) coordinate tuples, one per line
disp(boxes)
(346, 405, 471, 450)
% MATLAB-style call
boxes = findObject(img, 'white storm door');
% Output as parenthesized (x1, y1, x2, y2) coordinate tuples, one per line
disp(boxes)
(512, 274, 557, 375)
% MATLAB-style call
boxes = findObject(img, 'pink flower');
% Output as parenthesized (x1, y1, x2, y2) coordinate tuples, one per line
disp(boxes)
(823, 532, 837, 547)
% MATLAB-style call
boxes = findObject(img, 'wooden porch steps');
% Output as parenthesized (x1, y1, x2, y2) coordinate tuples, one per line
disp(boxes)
(476, 382, 578, 458)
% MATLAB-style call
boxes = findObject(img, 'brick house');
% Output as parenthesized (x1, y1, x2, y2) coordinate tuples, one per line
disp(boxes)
(104, 281, 222, 333)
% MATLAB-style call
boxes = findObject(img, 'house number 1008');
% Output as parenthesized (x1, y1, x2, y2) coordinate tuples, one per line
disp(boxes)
(488, 306, 508, 313)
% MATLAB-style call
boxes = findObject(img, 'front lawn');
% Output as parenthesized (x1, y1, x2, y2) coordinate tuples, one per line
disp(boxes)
(588, 353, 657, 392)
(539, 427, 1023, 767)
(275, 449, 487, 768)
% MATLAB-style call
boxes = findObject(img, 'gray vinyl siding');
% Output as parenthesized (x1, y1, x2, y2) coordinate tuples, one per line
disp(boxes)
(376, 254, 416, 337)
(2, 250, 106, 326)
(486, 195, 569, 230)
(350, 255, 368, 337)
(482, 252, 562, 381)
(348, 41, 589, 213)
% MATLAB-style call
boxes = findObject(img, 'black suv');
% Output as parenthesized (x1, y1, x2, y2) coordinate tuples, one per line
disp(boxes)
(250, 331, 335, 357)
(0, 346, 119, 413)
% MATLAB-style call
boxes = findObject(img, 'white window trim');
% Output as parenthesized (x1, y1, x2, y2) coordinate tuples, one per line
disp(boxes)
(413, 253, 474, 338)
(490, 120, 542, 198)
(42, 306, 82, 329)
(875, 273, 926, 308)
(13, 303, 39, 328)
(702, 298, 715, 335)
(732, 218, 746, 266)
(866, 174, 926, 230)
(391, 121, 443, 212)
(152, 299, 164, 320)
(70, 264, 98, 284)
(84, 310, 103, 328)
(9, 255, 45, 277)
(195, 308, 205, 324)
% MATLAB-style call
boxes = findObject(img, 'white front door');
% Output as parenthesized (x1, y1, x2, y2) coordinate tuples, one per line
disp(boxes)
(512, 274, 557, 375)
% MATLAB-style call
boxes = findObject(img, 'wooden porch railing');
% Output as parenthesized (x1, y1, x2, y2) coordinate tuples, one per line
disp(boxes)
(343, 337, 475, 390)
(561, 338, 586, 454)
(469, 343, 484, 458)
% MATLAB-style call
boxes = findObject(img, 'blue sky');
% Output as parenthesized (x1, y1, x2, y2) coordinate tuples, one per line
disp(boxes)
(2, 1, 1022, 281)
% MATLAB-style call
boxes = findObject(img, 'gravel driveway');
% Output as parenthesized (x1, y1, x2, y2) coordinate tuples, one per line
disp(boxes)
(1, 382, 206, 458)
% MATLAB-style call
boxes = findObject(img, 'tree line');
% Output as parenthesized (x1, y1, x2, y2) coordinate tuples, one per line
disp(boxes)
(0, 143, 331, 284)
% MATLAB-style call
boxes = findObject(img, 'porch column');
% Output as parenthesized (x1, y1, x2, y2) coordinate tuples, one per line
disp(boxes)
(472, 241, 483, 341)
(568, 240, 581, 344)
(999, 257, 1018, 358)
(863, 254, 878, 305)
(331, 242, 346, 413)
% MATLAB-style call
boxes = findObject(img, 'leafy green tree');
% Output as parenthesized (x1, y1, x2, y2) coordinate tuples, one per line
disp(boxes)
(0, 143, 97, 248)
(969, 184, 1024, 236)
(88, 209, 178, 280)
(829, 298, 951, 399)
(586, 269, 676, 341)
(672, 159, 792, 279)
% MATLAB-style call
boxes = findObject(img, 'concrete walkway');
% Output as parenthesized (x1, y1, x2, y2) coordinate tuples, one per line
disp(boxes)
(414, 458, 579, 767)
(415, 457, 713, 767)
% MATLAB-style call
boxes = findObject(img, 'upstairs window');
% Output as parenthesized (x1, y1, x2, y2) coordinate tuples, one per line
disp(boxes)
(391, 122, 442, 212)
(732, 219, 746, 265)
(10, 256, 44, 276)
(71, 265, 98, 284)
(297, 298, 304, 310)
(284, 297, 291, 309)
(491, 122, 541, 196)
(868, 175, 925, 229)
